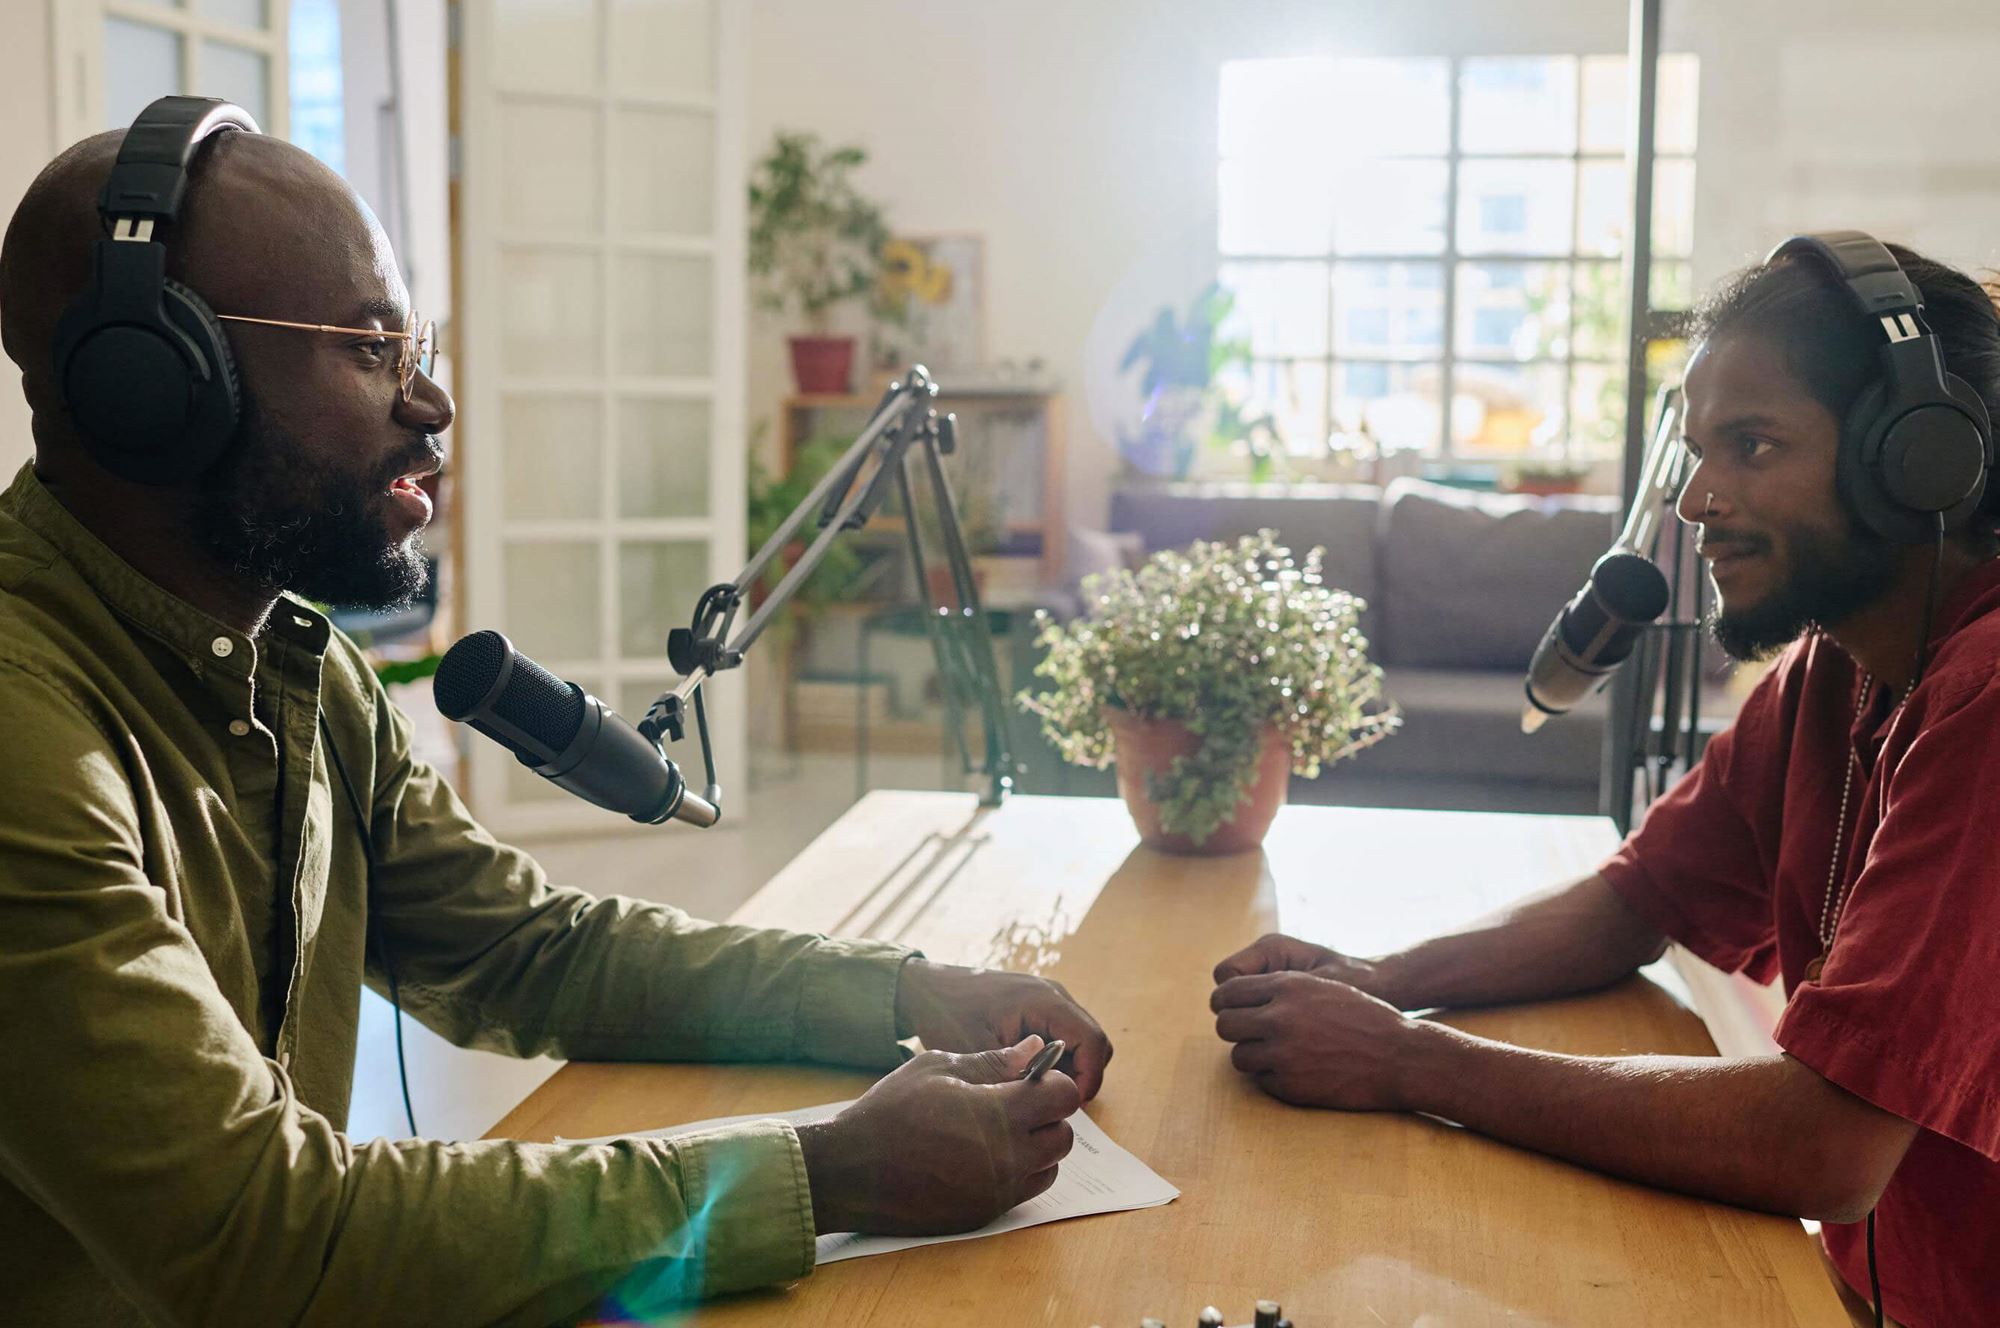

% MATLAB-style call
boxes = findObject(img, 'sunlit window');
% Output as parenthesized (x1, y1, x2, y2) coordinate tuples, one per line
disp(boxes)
(1217, 53, 1698, 464)
(289, 0, 345, 175)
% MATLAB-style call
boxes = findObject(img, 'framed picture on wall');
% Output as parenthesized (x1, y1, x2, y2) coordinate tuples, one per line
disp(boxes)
(876, 233, 985, 372)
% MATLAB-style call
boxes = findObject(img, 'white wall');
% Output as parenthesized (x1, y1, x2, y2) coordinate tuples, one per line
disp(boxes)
(745, 0, 2000, 529)
(0, 2, 57, 475)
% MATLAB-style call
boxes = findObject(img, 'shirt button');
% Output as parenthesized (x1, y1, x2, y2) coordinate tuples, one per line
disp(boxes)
(210, 636, 235, 658)
(229, 719, 251, 737)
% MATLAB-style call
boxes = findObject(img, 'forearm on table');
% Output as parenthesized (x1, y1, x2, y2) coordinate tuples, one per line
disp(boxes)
(1363, 873, 1667, 1010)
(1396, 1023, 1910, 1223)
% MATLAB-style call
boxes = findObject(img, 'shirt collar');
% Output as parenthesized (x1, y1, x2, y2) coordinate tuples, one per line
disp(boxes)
(2, 462, 331, 679)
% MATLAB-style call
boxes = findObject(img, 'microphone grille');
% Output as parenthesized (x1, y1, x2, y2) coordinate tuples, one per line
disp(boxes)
(492, 649, 586, 752)
(434, 630, 509, 719)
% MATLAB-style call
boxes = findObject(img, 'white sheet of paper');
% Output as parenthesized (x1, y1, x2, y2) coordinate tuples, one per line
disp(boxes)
(564, 1101, 1178, 1265)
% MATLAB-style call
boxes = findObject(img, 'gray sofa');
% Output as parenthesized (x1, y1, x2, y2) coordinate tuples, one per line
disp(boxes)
(1013, 478, 1621, 815)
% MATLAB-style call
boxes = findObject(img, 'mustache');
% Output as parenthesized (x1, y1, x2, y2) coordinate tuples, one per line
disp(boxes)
(375, 434, 446, 489)
(1695, 529, 1770, 559)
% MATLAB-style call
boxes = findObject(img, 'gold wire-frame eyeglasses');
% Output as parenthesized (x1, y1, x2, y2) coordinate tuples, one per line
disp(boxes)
(214, 312, 438, 402)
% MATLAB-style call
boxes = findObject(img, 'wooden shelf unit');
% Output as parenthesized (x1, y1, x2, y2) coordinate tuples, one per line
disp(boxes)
(778, 387, 1066, 586)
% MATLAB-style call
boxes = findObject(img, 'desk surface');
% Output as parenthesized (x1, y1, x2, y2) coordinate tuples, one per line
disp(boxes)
(489, 792, 1845, 1327)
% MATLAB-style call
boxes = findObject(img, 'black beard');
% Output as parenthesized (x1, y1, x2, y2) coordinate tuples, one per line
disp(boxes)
(1706, 515, 1900, 662)
(192, 397, 438, 612)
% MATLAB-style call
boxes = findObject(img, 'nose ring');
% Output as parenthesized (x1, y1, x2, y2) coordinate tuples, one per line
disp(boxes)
(1703, 491, 1716, 516)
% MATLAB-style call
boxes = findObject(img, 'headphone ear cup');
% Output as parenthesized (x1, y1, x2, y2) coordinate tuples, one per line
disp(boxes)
(160, 278, 241, 478)
(1839, 379, 1924, 544)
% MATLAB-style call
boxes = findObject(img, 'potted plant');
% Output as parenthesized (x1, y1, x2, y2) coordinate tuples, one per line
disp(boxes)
(1116, 283, 1252, 480)
(1506, 459, 1593, 497)
(748, 131, 893, 393)
(1020, 532, 1399, 854)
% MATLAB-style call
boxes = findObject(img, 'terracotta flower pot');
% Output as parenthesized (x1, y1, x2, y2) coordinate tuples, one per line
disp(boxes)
(788, 335, 856, 394)
(1104, 709, 1291, 855)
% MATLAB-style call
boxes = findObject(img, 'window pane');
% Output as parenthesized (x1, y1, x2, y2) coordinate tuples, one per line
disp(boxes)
(1580, 55, 1626, 155)
(1456, 262, 1569, 360)
(1333, 262, 1443, 358)
(1571, 363, 1628, 458)
(106, 19, 182, 130)
(496, 0, 600, 94)
(1572, 261, 1625, 360)
(619, 541, 709, 657)
(1219, 261, 1329, 358)
(1452, 362, 1567, 456)
(1219, 157, 1333, 256)
(1218, 359, 1327, 457)
(1333, 361, 1441, 454)
(504, 540, 601, 659)
(1220, 57, 1449, 161)
(1575, 159, 1624, 257)
(1459, 57, 1577, 155)
(1458, 160, 1574, 256)
(609, 0, 713, 99)
(200, 0, 268, 27)
(1651, 260, 1693, 314)
(1582, 53, 1699, 154)
(1652, 159, 1696, 257)
(611, 106, 714, 236)
(501, 101, 602, 233)
(500, 248, 602, 377)
(203, 41, 269, 128)
(1658, 54, 1700, 155)
(1333, 159, 1448, 254)
(614, 254, 711, 377)
(502, 395, 602, 519)
(618, 398, 711, 518)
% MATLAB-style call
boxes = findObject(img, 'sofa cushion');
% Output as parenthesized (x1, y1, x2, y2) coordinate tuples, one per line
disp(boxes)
(1359, 665, 1607, 788)
(1108, 483, 1382, 625)
(1375, 478, 1618, 670)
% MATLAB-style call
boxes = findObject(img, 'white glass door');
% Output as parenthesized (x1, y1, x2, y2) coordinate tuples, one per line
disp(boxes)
(54, 0, 290, 143)
(459, 0, 746, 832)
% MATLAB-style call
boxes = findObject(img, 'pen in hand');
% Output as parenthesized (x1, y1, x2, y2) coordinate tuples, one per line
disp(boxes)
(1021, 1038, 1066, 1082)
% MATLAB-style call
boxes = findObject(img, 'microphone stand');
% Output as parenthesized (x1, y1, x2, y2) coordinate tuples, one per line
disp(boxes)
(630, 365, 1018, 821)
(1612, 387, 1710, 832)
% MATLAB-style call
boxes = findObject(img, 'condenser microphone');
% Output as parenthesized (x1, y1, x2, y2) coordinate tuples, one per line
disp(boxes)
(433, 630, 719, 827)
(1520, 550, 1671, 732)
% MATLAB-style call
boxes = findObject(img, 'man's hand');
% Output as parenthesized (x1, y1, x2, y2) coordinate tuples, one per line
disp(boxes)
(893, 959, 1113, 1099)
(1210, 969, 1418, 1110)
(795, 1037, 1080, 1235)
(1213, 932, 1386, 998)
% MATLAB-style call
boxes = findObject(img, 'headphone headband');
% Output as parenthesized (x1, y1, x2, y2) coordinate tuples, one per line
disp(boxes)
(1766, 231, 1934, 348)
(97, 96, 259, 238)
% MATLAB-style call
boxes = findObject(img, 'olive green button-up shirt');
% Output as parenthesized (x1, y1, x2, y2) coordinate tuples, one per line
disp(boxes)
(0, 462, 915, 1327)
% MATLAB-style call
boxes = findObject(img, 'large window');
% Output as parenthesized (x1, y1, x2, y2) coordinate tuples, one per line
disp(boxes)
(1217, 54, 1697, 464)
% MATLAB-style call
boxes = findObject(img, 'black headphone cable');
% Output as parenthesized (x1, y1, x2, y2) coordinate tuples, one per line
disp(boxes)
(318, 713, 419, 1138)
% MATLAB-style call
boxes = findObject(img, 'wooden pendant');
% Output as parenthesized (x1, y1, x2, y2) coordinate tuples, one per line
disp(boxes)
(1804, 956, 1826, 981)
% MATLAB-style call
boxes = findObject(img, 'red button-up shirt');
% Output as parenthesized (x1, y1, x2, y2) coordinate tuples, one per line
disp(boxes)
(1599, 559, 2000, 1327)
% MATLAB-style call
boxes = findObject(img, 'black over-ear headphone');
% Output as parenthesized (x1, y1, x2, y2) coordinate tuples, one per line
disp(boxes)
(1766, 231, 1995, 545)
(51, 95, 259, 486)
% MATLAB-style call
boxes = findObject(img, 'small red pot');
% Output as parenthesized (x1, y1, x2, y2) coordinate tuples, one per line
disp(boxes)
(1105, 709, 1291, 855)
(788, 335, 856, 394)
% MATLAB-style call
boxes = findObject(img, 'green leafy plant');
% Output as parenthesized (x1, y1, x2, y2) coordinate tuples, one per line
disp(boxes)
(746, 435, 867, 608)
(1116, 283, 1260, 480)
(747, 132, 892, 332)
(1020, 532, 1399, 844)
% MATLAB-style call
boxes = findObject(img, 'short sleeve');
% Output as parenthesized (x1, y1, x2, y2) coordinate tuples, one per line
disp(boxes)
(1597, 681, 1783, 982)
(1776, 672, 2000, 1160)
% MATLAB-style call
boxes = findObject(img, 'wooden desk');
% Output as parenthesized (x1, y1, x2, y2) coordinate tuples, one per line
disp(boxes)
(490, 793, 1846, 1326)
